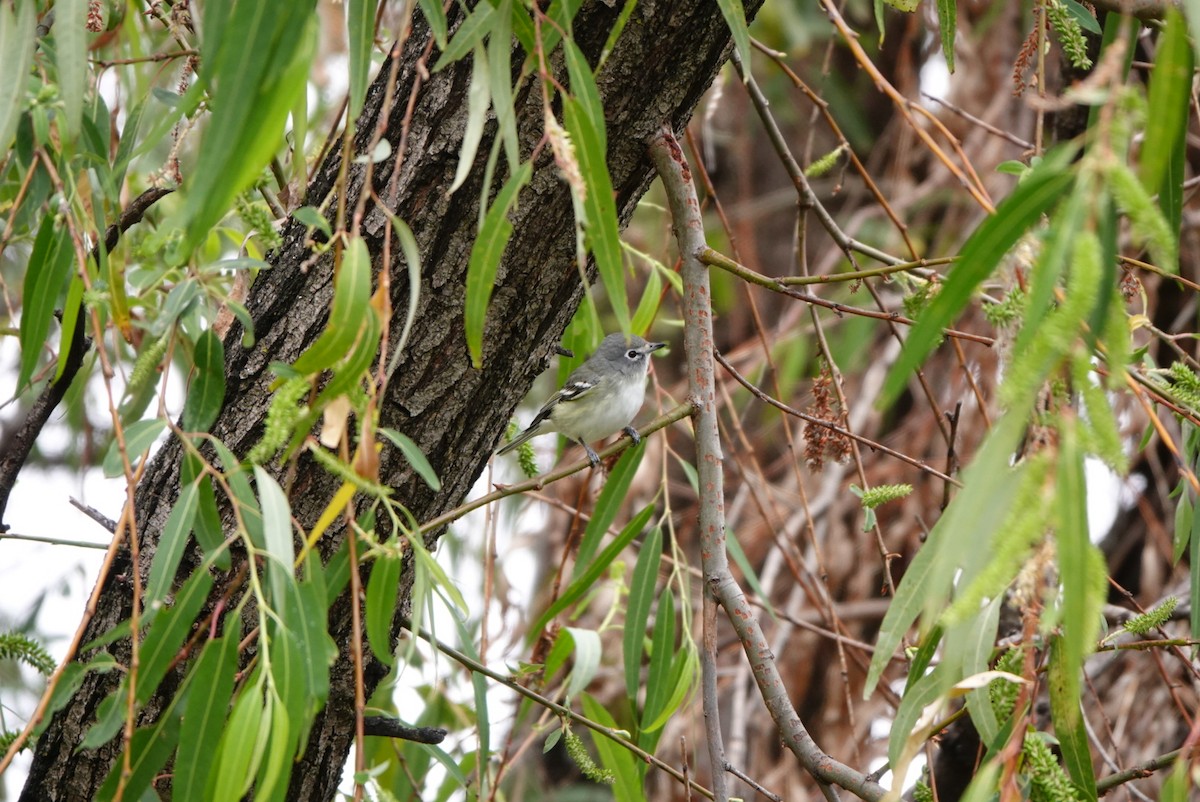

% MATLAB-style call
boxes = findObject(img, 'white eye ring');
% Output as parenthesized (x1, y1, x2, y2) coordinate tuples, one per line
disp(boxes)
(626, 349, 638, 359)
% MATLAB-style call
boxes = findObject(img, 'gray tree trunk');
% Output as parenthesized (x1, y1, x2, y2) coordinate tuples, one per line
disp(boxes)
(20, 2, 761, 799)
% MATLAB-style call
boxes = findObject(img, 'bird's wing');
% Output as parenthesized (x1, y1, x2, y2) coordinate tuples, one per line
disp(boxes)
(530, 378, 594, 426)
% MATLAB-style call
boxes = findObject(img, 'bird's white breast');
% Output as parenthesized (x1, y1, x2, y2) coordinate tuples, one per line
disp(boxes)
(551, 375, 646, 444)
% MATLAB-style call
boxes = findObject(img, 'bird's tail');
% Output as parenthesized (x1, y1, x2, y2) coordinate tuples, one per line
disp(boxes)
(496, 422, 542, 455)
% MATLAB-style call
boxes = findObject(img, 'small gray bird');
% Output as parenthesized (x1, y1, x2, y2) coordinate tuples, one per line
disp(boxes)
(498, 333, 667, 466)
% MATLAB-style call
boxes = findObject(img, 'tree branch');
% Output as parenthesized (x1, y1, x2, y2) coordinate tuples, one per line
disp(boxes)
(0, 187, 172, 531)
(649, 124, 886, 802)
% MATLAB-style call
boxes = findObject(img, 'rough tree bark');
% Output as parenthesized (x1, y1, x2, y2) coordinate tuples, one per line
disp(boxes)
(20, 3, 763, 799)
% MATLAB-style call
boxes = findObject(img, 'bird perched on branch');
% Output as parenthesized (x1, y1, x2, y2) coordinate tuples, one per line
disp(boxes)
(497, 333, 666, 466)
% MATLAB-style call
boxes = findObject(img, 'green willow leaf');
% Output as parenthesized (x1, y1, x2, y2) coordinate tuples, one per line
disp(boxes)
(255, 467, 296, 607)
(465, 160, 532, 367)
(0, 0, 36, 153)
(880, 157, 1075, 407)
(431, 1, 495, 72)
(418, 0, 448, 48)
(530, 504, 655, 640)
(55, 0, 88, 141)
(174, 635, 239, 802)
(562, 41, 629, 333)
(174, 2, 317, 259)
(563, 627, 601, 699)
(53, 274, 85, 382)
(385, 212, 422, 359)
(1141, 9, 1193, 202)
(447, 43, 490, 196)
(293, 235, 373, 374)
(1055, 417, 1106, 727)
(715, 0, 753, 77)
(365, 552, 401, 665)
(137, 569, 216, 708)
(1063, 0, 1101, 34)
(208, 681, 266, 801)
(888, 662, 952, 777)
(182, 329, 226, 432)
(624, 525, 662, 704)
(961, 597, 1005, 746)
(864, 414, 1026, 697)
(379, 427, 441, 490)
(935, 0, 956, 71)
(96, 709, 182, 802)
(581, 694, 642, 802)
(101, 419, 167, 478)
(18, 217, 75, 392)
(347, 0, 375, 118)
(1048, 636, 1098, 801)
(572, 442, 646, 576)
(145, 480, 201, 607)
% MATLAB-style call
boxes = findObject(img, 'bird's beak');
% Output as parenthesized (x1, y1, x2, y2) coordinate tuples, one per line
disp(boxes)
(647, 341, 667, 354)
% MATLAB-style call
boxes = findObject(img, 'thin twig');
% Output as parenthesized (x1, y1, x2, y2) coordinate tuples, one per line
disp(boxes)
(700, 247, 994, 347)
(408, 625, 717, 800)
(715, 352, 962, 487)
(419, 404, 694, 536)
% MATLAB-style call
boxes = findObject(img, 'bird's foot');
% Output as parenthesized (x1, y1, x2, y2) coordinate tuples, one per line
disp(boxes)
(623, 425, 641, 446)
(583, 443, 602, 468)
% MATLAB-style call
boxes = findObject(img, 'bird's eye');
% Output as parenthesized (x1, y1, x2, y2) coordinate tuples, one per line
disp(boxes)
(626, 349, 638, 359)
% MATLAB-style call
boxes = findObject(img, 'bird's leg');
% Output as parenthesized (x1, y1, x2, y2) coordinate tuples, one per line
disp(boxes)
(622, 425, 641, 446)
(581, 441, 601, 467)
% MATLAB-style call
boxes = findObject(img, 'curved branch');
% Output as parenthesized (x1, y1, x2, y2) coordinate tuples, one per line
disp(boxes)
(649, 126, 885, 801)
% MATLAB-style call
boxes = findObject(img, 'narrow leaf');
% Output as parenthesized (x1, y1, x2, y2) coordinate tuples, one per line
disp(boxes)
(379, 428, 441, 490)
(255, 466, 296, 607)
(1055, 416, 1105, 723)
(572, 442, 645, 579)
(137, 568, 215, 707)
(880, 159, 1075, 407)
(431, 2, 495, 72)
(18, 217, 75, 392)
(55, 0, 88, 141)
(1141, 8, 1193, 200)
(418, 0, 448, 49)
(209, 683, 266, 801)
(529, 504, 655, 640)
(562, 85, 629, 333)
(293, 235, 373, 374)
(347, 0, 375, 118)
(865, 414, 1025, 697)
(1048, 636, 1098, 801)
(639, 590, 677, 739)
(962, 597, 1005, 746)
(365, 553, 402, 665)
(624, 526, 662, 703)
(174, 5, 316, 259)
(935, 0, 956, 72)
(563, 627, 601, 699)
(182, 329, 226, 432)
(581, 694, 643, 802)
(145, 480, 200, 607)
(465, 160, 533, 367)
(714, 0, 753, 78)
(102, 419, 167, 478)
(0, 0, 36, 152)
(53, 274, 85, 382)
(96, 711, 182, 802)
(447, 44, 490, 196)
(385, 212, 422, 358)
(174, 635, 239, 802)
